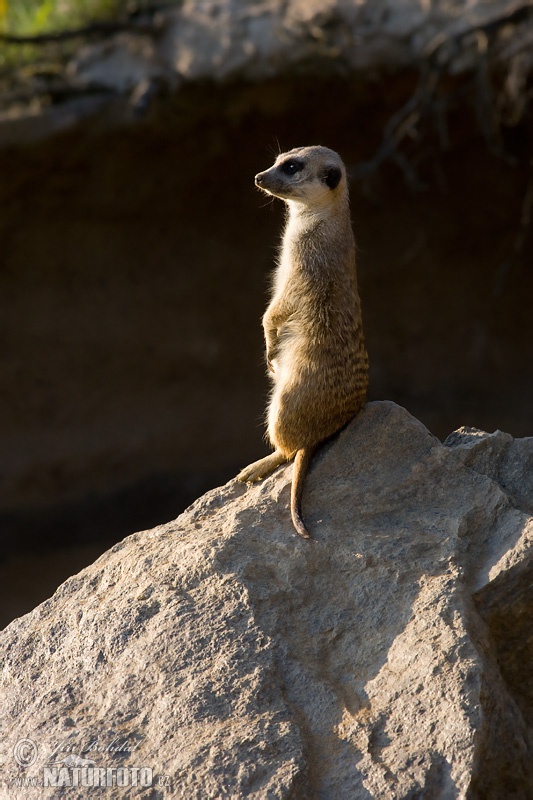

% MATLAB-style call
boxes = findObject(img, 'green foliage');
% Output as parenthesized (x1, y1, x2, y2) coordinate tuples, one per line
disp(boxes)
(0, 0, 136, 72)
(0, 0, 181, 83)
(1, 0, 123, 37)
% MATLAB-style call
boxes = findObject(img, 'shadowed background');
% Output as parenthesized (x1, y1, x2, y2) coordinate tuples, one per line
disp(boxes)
(1, 2, 532, 626)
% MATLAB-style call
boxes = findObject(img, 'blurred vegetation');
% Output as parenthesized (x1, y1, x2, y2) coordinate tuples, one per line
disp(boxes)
(0, 0, 118, 70)
(0, 0, 180, 72)
(1, 0, 121, 37)
(0, 0, 138, 36)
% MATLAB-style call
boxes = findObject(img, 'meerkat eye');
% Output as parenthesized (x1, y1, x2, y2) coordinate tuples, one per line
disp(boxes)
(280, 159, 304, 176)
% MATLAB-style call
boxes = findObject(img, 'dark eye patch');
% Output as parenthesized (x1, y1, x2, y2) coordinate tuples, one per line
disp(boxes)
(324, 166, 341, 190)
(280, 159, 305, 176)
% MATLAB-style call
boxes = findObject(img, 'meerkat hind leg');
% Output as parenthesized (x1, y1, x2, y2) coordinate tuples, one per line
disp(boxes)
(237, 449, 288, 483)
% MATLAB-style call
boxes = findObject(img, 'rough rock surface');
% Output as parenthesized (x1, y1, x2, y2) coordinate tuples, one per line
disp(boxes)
(71, 0, 531, 89)
(1, 401, 533, 798)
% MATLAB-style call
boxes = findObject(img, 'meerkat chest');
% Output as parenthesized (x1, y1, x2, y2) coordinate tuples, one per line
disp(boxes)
(274, 215, 322, 295)
(274, 248, 295, 295)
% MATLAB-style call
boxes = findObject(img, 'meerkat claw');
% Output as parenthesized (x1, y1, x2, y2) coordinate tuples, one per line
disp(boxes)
(237, 464, 263, 483)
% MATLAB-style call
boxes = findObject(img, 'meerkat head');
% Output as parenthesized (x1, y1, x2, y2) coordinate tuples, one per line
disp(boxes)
(255, 146, 347, 209)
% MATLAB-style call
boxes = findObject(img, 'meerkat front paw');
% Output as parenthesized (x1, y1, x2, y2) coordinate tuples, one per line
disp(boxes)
(266, 347, 277, 373)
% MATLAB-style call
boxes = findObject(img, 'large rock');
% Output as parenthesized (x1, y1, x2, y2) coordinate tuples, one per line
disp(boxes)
(1, 401, 532, 798)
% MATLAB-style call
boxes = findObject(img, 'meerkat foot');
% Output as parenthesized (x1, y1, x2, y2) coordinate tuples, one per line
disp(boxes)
(237, 450, 287, 483)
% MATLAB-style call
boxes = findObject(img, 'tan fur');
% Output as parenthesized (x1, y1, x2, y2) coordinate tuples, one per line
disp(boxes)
(237, 146, 369, 538)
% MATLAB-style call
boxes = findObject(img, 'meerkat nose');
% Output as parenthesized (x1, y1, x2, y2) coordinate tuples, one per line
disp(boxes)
(255, 173, 264, 185)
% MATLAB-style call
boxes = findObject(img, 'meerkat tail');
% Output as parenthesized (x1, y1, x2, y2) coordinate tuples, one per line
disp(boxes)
(291, 447, 315, 540)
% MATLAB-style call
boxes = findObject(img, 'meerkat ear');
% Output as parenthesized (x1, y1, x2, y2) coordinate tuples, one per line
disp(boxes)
(324, 166, 342, 190)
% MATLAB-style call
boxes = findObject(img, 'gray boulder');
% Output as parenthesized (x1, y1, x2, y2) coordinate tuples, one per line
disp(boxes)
(1, 401, 532, 798)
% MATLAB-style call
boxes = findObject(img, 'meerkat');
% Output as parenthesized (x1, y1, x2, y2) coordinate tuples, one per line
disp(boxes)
(237, 145, 369, 539)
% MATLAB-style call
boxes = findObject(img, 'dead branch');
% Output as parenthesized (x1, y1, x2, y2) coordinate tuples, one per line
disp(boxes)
(356, 2, 533, 187)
